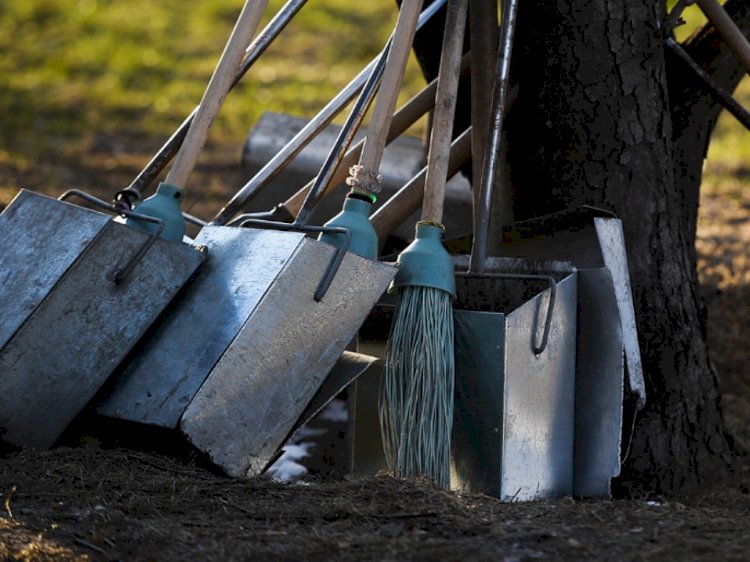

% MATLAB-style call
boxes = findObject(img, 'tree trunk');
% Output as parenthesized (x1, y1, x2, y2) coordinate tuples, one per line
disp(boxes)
(506, 0, 739, 494)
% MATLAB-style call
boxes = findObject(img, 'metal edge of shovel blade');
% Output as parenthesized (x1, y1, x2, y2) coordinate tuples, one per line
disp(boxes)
(592, 217, 646, 407)
(0, 190, 112, 350)
(179, 238, 397, 479)
(0, 215, 205, 448)
(290, 350, 380, 436)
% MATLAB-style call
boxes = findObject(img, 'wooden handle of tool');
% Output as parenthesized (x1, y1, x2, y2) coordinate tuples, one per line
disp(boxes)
(695, 0, 750, 76)
(284, 53, 470, 218)
(166, 0, 269, 188)
(371, 127, 471, 240)
(285, 78, 437, 217)
(420, 0, 468, 224)
(357, 0, 424, 175)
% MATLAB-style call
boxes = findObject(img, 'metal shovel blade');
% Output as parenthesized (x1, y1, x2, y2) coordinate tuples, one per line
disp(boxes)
(180, 233, 395, 478)
(98, 225, 396, 478)
(0, 190, 206, 448)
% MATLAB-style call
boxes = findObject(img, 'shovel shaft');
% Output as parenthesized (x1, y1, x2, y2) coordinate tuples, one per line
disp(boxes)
(421, 0, 468, 224)
(211, 0, 447, 226)
(469, 0, 498, 200)
(357, 0, 424, 178)
(128, 0, 307, 196)
(285, 76, 439, 218)
(470, 0, 518, 273)
(294, 38, 390, 226)
(371, 127, 471, 240)
(166, 0, 270, 188)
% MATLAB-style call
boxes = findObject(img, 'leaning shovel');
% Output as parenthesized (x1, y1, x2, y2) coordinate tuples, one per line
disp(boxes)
(0, 0, 270, 450)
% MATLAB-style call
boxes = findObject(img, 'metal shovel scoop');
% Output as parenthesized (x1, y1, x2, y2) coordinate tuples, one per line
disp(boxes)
(0, 190, 205, 449)
(0, 0, 273, 450)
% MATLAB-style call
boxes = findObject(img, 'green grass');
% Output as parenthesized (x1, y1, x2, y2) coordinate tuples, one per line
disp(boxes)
(0, 0, 427, 201)
(1, 1, 748, 209)
(671, 2, 750, 202)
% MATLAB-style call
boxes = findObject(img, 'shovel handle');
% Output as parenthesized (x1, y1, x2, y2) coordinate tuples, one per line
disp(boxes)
(127, 0, 306, 198)
(284, 53, 471, 219)
(285, 78, 438, 218)
(470, 0, 518, 273)
(420, 0, 468, 224)
(371, 127, 471, 240)
(165, 0, 270, 188)
(469, 0, 498, 205)
(356, 0, 424, 181)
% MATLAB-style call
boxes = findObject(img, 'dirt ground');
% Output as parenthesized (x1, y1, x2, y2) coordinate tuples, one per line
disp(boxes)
(2, 137, 750, 561)
(0, 445, 748, 562)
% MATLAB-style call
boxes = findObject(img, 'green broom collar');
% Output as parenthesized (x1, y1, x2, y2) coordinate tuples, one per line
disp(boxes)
(390, 221, 456, 298)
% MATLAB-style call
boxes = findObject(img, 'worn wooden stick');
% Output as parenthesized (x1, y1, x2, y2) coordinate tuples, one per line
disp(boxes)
(165, 0, 270, 188)
(285, 54, 471, 217)
(353, 0, 424, 189)
(420, 0, 469, 224)
(371, 127, 471, 240)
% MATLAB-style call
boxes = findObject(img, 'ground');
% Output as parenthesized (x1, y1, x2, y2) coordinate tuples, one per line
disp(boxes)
(1, 447, 749, 561)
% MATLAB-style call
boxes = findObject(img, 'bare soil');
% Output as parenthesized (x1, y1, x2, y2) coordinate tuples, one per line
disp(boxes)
(1, 446, 749, 562)
(1, 136, 750, 561)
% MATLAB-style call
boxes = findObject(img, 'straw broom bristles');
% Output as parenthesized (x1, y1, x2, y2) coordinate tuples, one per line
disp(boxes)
(380, 285, 454, 489)
(378, 0, 466, 490)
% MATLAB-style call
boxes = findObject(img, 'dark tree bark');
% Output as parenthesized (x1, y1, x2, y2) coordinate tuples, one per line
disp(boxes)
(506, 0, 750, 494)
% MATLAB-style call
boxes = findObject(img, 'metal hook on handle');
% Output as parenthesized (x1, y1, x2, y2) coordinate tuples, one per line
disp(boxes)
(58, 189, 167, 284)
(237, 218, 352, 302)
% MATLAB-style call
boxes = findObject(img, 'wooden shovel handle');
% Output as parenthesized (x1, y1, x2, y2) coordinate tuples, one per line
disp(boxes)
(357, 0, 424, 176)
(284, 54, 470, 218)
(166, 0, 269, 188)
(371, 127, 471, 240)
(284, 79, 437, 217)
(420, 0, 468, 224)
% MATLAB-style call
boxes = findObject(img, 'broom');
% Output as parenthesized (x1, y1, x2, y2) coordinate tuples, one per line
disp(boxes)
(380, 0, 468, 490)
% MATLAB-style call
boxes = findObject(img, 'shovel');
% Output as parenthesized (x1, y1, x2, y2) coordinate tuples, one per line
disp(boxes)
(97, 2, 443, 478)
(0, 0, 272, 450)
(455, 0, 643, 498)
(448, 0, 579, 500)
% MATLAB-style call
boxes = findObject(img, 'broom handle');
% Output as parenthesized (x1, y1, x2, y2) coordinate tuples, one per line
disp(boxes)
(695, 0, 750, 76)
(165, 0, 269, 188)
(420, 0, 468, 224)
(371, 127, 471, 240)
(356, 0, 424, 179)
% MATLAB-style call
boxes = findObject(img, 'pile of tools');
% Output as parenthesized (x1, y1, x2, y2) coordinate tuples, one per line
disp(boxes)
(0, 0, 646, 500)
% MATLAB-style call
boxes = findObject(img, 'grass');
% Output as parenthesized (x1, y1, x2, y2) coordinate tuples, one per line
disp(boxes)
(0, 0, 427, 203)
(0, 1, 747, 211)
